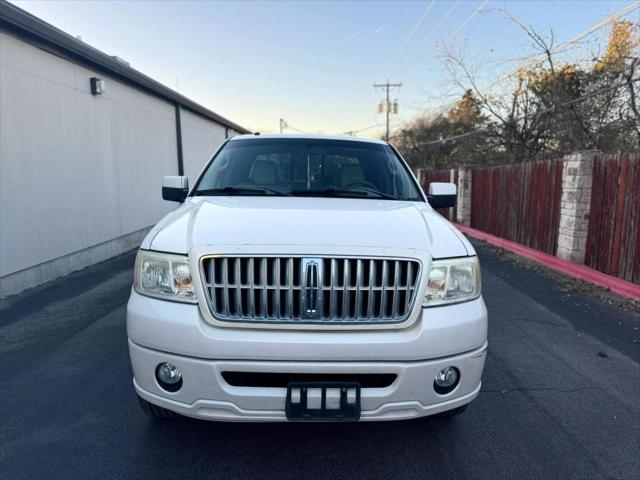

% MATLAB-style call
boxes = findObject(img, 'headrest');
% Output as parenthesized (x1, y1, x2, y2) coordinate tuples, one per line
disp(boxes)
(251, 160, 277, 185)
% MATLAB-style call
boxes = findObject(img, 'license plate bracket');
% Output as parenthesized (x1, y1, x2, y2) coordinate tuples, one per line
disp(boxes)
(285, 382, 361, 421)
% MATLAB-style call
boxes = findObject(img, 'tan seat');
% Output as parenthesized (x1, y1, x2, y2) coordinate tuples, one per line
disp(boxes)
(340, 164, 365, 187)
(250, 160, 277, 185)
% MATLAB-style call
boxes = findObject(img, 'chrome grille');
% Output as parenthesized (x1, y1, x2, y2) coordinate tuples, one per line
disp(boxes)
(200, 256, 421, 325)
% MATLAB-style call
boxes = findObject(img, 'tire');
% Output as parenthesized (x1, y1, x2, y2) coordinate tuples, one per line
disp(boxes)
(137, 395, 180, 418)
(434, 404, 468, 418)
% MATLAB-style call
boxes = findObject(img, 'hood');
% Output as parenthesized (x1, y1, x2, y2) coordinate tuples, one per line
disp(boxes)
(144, 196, 471, 258)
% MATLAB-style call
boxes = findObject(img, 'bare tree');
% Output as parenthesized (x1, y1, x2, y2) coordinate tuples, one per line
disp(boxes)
(395, 14, 639, 168)
(441, 14, 639, 160)
(443, 42, 550, 162)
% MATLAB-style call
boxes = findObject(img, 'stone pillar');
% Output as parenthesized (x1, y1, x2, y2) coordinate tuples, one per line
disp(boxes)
(456, 168, 472, 226)
(556, 152, 596, 263)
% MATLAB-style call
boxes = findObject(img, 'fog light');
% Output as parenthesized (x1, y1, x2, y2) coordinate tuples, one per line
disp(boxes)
(433, 366, 459, 394)
(156, 362, 182, 392)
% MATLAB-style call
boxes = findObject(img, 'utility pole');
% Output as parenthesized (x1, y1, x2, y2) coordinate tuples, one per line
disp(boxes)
(373, 80, 401, 141)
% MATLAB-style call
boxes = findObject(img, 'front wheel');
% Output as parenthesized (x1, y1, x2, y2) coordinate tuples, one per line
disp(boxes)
(137, 395, 180, 418)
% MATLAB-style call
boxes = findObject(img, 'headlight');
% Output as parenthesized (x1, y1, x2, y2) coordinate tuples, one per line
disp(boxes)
(134, 250, 196, 303)
(423, 256, 481, 307)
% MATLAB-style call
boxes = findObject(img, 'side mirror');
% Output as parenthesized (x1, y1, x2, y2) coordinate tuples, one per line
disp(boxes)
(427, 182, 457, 208)
(162, 176, 189, 202)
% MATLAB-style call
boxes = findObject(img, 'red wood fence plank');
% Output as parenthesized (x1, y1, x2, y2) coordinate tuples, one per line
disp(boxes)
(470, 159, 563, 255)
(610, 155, 628, 277)
(586, 154, 639, 285)
(423, 154, 639, 285)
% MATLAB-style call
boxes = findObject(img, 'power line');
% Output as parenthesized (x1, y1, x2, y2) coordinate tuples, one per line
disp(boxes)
(551, 1, 639, 55)
(495, 3, 640, 69)
(279, 118, 385, 137)
(448, 0, 488, 40)
(340, 123, 385, 136)
(406, 0, 461, 61)
(422, 0, 487, 62)
(348, 1, 435, 135)
(414, 77, 638, 146)
(415, 2, 640, 119)
(278, 118, 311, 134)
(491, 2, 640, 86)
(284, 124, 310, 134)
(386, 0, 436, 71)
(348, 0, 447, 136)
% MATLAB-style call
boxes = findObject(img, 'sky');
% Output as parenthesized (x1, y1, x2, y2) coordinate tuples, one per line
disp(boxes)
(11, 0, 639, 138)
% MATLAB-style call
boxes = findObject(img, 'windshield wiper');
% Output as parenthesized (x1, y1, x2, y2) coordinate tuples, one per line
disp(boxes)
(193, 186, 291, 197)
(291, 188, 398, 200)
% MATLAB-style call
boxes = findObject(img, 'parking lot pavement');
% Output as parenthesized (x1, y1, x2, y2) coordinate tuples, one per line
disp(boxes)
(1, 240, 638, 480)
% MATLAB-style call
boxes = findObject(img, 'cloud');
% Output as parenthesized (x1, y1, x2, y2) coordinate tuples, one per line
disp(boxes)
(374, 24, 387, 35)
(345, 30, 362, 44)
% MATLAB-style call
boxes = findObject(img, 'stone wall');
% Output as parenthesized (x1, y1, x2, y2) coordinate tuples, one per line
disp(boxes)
(456, 169, 472, 226)
(556, 152, 596, 263)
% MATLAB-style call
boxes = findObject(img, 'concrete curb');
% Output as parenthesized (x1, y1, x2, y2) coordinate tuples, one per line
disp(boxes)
(455, 224, 640, 300)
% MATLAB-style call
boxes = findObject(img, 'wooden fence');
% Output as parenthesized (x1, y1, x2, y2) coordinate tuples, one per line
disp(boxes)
(470, 159, 564, 255)
(419, 154, 639, 285)
(585, 154, 640, 284)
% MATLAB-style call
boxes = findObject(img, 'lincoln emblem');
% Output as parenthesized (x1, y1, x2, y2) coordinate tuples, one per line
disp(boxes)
(301, 258, 323, 319)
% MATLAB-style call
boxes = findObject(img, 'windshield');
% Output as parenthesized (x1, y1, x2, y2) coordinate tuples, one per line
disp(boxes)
(192, 138, 423, 201)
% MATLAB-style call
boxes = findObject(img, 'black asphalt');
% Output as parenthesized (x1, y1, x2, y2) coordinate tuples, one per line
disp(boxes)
(1, 240, 639, 480)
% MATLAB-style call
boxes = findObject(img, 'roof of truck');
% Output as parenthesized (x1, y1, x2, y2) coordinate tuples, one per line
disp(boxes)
(229, 134, 388, 144)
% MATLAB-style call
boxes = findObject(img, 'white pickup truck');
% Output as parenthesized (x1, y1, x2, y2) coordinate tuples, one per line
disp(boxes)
(127, 134, 487, 422)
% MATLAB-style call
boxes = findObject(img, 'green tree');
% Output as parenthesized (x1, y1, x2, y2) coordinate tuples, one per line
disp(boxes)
(446, 90, 491, 166)
(394, 90, 493, 169)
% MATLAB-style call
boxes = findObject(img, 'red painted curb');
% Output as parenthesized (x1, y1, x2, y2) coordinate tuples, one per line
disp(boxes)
(454, 223, 640, 300)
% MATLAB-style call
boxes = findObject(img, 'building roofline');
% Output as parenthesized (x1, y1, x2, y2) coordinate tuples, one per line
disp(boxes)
(0, 1, 250, 134)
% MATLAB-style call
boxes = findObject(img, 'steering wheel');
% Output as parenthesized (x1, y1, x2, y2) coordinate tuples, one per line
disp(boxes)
(343, 181, 378, 190)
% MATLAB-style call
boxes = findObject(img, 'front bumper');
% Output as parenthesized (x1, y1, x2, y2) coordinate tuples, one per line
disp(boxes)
(127, 290, 487, 362)
(130, 340, 487, 422)
(128, 286, 487, 421)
